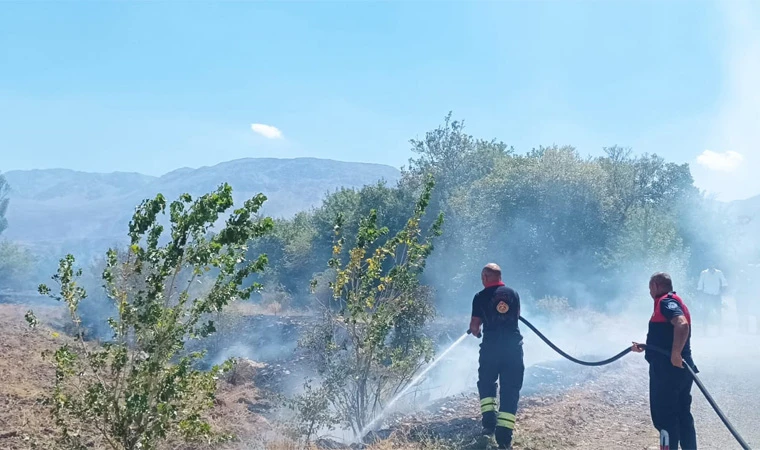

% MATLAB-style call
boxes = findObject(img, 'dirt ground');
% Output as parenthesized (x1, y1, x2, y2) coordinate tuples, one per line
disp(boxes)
(0, 304, 274, 450)
(379, 333, 760, 450)
(1, 303, 757, 450)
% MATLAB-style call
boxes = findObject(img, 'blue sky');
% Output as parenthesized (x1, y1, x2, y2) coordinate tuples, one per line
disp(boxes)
(1, 0, 759, 200)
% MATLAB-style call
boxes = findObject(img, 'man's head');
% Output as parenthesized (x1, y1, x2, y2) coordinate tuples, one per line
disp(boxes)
(481, 263, 502, 287)
(649, 272, 674, 299)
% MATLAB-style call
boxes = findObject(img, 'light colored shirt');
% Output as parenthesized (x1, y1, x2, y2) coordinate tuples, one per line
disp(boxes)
(698, 269, 727, 296)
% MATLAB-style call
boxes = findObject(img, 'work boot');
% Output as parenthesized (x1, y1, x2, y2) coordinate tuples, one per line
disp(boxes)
(481, 411, 496, 435)
(495, 428, 513, 449)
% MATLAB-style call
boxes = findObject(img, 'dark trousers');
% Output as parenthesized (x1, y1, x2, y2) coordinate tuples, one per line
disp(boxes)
(700, 293, 722, 330)
(477, 342, 524, 449)
(649, 363, 697, 450)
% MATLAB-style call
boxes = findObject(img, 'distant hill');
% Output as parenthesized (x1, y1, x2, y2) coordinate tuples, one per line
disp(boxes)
(730, 194, 760, 218)
(2, 158, 400, 247)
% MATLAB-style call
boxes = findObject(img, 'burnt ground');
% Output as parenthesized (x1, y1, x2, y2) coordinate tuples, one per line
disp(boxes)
(2, 301, 759, 450)
(364, 332, 760, 450)
(364, 358, 654, 450)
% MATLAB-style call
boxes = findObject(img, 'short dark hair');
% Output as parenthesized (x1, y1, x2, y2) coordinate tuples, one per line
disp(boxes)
(482, 263, 502, 279)
(650, 272, 674, 292)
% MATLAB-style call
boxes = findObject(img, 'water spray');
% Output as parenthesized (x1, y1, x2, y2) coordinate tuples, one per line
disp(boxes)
(359, 317, 750, 450)
(357, 332, 471, 440)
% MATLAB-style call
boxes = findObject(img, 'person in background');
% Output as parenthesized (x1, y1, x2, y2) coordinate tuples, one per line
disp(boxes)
(697, 266, 727, 335)
(633, 272, 698, 450)
(469, 263, 524, 450)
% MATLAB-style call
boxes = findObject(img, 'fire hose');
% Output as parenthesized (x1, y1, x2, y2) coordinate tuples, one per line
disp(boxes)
(468, 316, 752, 449)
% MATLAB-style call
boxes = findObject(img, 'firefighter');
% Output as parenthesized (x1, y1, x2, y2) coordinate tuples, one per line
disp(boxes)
(632, 272, 698, 450)
(469, 263, 524, 449)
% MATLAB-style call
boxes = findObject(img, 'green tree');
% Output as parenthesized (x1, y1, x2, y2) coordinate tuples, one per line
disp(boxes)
(405, 112, 511, 208)
(0, 240, 35, 289)
(403, 114, 512, 304)
(300, 176, 443, 435)
(286, 379, 340, 445)
(27, 184, 273, 450)
(237, 115, 708, 312)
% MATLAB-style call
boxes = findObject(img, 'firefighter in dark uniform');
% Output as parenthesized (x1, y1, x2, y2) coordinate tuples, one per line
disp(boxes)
(633, 272, 698, 450)
(469, 263, 524, 450)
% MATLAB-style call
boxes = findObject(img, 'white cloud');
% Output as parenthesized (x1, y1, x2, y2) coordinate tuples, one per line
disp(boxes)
(250, 123, 283, 139)
(696, 150, 745, 172)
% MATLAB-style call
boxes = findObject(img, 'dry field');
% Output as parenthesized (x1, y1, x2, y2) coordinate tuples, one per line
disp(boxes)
(1, 303, 757, 450)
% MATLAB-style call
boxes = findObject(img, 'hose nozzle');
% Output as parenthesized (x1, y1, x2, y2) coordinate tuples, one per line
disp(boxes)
(467, 329, 481, 338)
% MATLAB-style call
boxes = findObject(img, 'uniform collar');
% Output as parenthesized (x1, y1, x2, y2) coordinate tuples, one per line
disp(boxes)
(655, 291, 676, 302)
(484, 281, 505, 288)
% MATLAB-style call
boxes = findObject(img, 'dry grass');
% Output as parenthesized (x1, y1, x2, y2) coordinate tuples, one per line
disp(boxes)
(366, 436, 459, 449)
(0, 304, 275, 450)
(226, 302, 309, 318)
(0, 302, 661, 450)
(0, 304, 68, 449)
(262, 434, 458, 450)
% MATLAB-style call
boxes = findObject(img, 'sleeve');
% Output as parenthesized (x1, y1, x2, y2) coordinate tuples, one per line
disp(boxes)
(514, 290, 521, 317)
(471, 295, 482, 319)
(660, 298, 685, 321)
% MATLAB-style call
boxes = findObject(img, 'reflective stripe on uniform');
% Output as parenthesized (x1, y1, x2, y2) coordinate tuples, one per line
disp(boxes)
(497, 411, 516, 429)
(480, 397, 497, 413)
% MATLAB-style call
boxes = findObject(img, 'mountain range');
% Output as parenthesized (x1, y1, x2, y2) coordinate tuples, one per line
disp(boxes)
(2, 158, 401, 247)
(3, 157, 760, 258)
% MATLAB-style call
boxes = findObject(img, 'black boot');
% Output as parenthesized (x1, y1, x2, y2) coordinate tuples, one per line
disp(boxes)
(481, 410, 496, 436)
(495, 427, 513, 449)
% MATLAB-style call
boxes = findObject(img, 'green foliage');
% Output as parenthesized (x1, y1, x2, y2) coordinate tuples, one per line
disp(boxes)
(244, 180, 424, 307)
(245, 212, 318, 301)
(244, 113, 710, 310)
(300, 176, 443, 434)
(0, 240, 35, 289)
(406, 111, 512, 207)
(28, 184, 273, 450)
(285, 379, 340, 444)
(428, 139, 700, 303)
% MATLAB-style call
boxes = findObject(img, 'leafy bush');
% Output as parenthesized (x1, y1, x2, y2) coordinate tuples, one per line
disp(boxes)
(300, 176, 443, 435)
(26, 184, 273, 450)
(0, 240, 35, 289)
(285, 379, 340, 445)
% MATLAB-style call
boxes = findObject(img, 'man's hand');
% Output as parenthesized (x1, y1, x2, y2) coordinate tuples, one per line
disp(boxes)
(469, 316, 482, 339)
(671, 351, 684, 368)
(631, 342, 644, 353)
